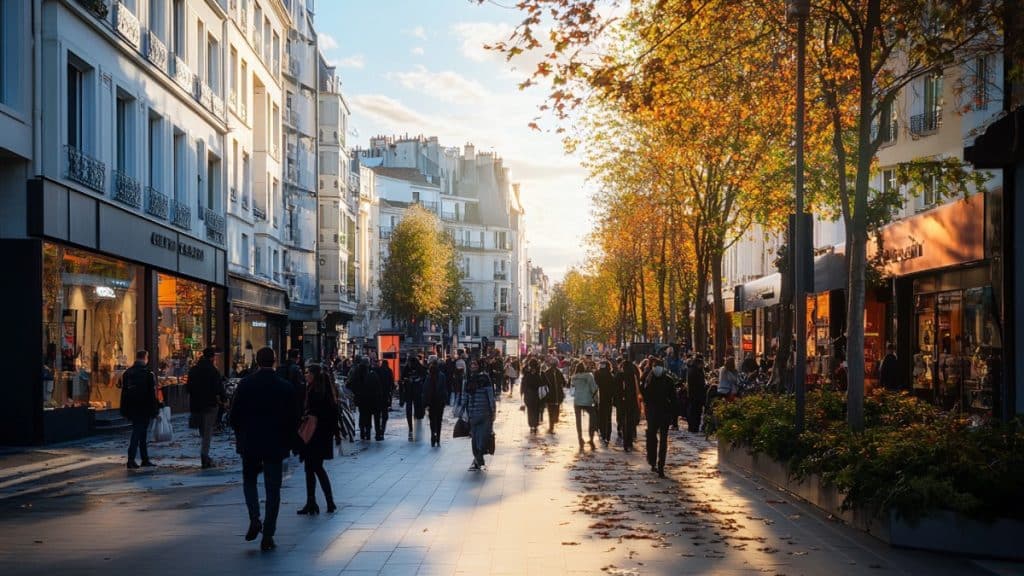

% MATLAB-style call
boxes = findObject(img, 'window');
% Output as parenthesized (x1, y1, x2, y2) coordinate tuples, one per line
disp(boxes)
(254, 4, 262, 46)
(207, 35, 219, 91)
(255, 246, 262, 274)
(196, 21, 205, 81)
(916, 171, 938, 211)
(148, 112, 162, 188)
(973, 56, 989, 111)
(149, 0, 165, 39)
(272, 31, 280, 68)
(66, 61, 84, 149)
(878, 99, 896, 144)
(231, 140, 239, 194)
(271, 179, 279, 220)
(263, 18, 271, 62)
(241, 233, 250, 268)
(882, 169, 898, 199)
(172, 0, 185, 57)
(1, 0, 27, 108)
(229, 47, 238, 105)
(271, 103, 280, 154)
(242, 152, 251, 205)
(196, 139, 206, 210)
(413, 190, 420, 203)
(115, 93, 134, 178)
(240, 60, 248, 118)
(207, 153, 220, 212)
(172, 130, 185, 201)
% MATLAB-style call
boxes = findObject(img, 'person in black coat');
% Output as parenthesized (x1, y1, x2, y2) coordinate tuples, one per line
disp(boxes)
(878, 343, 900, 392)
(348, 357, 380, 441)
(374, 359, 395, 441)
(595, 360, 616, 446)
(520, 358, 543, 434)
(401, 355, 426, 441)
(277, 349, 306, 444)
(120, 350, 160, 469)
(615, 357, 641, 451)
(230, 347, 296, 551)
(297, 363, 340, 515)
(686, 355, 707, 433)
(423, 357, 449, 447)
(644, 359, 678, 478)
(541, 358, 566, 433)
(187, 347, 224, 468)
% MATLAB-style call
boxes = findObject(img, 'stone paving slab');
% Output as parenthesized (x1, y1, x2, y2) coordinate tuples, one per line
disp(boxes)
(0, 391, 1020, 575)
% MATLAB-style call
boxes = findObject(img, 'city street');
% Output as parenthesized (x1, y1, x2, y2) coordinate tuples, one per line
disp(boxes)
(0, 393, 1017, 576)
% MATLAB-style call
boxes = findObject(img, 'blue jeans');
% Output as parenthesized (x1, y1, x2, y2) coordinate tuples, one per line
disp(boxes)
(242, 456, 283, 537)
(128, 417, 151, 462)
(469, 414, 492, 465)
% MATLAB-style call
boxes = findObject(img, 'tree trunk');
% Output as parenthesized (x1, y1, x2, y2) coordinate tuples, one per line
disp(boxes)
(668, 265, 678, 342)
(680, 291, 693, 352)
(771, 244, 794, 393)
(656, 228, 669, 342)
(711, 249, 728, 367)
(694, 259, 708, 356)
(638, 265, 649, 340)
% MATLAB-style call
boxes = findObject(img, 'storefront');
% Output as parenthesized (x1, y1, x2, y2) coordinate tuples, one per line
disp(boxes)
(228, 276, 288, 376)
(2, 181, 227, 445)
(735, 273, 782, 361)
(805, 251, 848, 387)
(872, 193, 998, 416)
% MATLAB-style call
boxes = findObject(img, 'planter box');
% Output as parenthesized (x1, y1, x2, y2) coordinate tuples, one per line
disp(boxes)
(719, 442, 1024, 561)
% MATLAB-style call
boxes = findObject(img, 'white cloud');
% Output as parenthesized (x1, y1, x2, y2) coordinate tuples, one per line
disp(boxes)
(334, 54, 366, 69)
(319, 32, 339, 52)
(411, 47, 425, 56)
(406, 25, 428, 40)
(388, 66, 490, 104)
(450, 21, 513, 63)
(349, 94, 439, 130)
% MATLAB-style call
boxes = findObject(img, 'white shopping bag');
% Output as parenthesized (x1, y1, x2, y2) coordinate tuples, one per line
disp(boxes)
(150, 406, 173, 443)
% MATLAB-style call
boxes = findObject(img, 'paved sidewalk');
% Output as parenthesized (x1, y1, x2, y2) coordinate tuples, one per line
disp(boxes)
(0, 394, 1018, 575)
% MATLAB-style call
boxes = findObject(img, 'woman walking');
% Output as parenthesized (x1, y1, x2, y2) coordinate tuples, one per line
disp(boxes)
(463, 359, 496, 471)
(542, 357, 566, 433)
(718, 356, 740, 401)
(570, 360, 599, 450)
(520, 358, 543, 434)
(424, 357, 449, 447)
(616, 357, 642, 451)
(298, 363, 340, 515)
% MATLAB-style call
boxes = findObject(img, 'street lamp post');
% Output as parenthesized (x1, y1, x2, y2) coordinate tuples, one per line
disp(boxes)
(788, 0, 809, 433)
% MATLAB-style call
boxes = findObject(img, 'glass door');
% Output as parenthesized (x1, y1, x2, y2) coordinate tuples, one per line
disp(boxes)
(935, 291, 964, 410)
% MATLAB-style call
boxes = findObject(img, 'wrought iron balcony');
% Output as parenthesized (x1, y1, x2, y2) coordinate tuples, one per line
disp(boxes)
(909, 109, 942, 135)
(379, 228, 392, 239)
(171, 199, 191, 230)
(242, 195, 250, 210)
(441, 211, 459, 222)
(64, 145, 106, 193)
(173, 55, 193, 93)
(114, 1, 140, 48)
(197, 79, 213, 109)
(204, 208, 225, 245)
(146, 186, 168, 219)
(230, 186, 237, 202)
(871, 119, 898, 145)
(211, 91, 225, 119)
(76, 0, 109, 19)
(253, 206, 267, 221)
(146, 30, 168, 71)
(112, 170, 142, 208)
(493, 272, 508, 281)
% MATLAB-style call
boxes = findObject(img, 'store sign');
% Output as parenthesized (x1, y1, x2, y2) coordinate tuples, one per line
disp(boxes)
(869, 193, 985, 277)
(94, 286, 116, 298)
(151, 232, 206, 262)
(251, 321, 267, 328)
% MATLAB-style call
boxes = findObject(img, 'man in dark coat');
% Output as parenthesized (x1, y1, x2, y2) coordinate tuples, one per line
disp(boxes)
(401, 355, 427, 441)
(277, 349, 306, 427)
(541, 358, 566, 433)
(348, 357, 380, 440)
(686, 355, 707, 433)
(120, 350, 160, 469)
(374, 358, 395, 441)
(878, 343, 900, 392)
(230, 347, 295, 552)
(643, 359, 678, 478)
(594, 360, 617, 446)
(187, 346, 225, 468)
(616, 357, 641, 451)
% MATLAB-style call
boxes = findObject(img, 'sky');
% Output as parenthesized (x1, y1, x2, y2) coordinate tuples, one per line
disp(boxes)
(316, 0, 592, 283)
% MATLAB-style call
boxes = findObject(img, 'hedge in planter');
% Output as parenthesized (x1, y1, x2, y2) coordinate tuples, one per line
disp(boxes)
(714, 390, 1024, 523)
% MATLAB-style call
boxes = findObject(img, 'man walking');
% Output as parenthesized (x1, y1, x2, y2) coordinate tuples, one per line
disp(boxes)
(230, 347, 295, 552)
(374, 357, 395, 441)
(644, 358, 678, 478)
(120, 350, 159, 469)
(187, 346, 224, 468)
(348, 357, 380, 440)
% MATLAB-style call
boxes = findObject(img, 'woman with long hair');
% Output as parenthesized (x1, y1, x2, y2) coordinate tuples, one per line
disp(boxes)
(520, 358, 543, 434)
(424, 357, 449, 447)
(297, 363, 340, 514)
(462, 358, 496, 471)
(570, 360, 599, 450)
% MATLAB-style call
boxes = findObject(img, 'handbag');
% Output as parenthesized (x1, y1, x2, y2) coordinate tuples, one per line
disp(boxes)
(538, 385, 550, 400)
(485, 432, 495, 455)
(298, 414, 318, 445)
(453, 418, 470, 438)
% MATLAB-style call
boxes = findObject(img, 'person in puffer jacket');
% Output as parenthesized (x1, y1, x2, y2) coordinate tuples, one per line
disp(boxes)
(643, 358, 678, 478)
(462, 359, 496, 471)
(570, 360, 599, 451)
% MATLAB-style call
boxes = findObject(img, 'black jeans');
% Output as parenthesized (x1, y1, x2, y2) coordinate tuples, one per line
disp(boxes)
(428, 403, 445, 443)
(405, 396, 425, 428)
(688, 398, 705, 433)
(597, 402, 613, 442)
(128, 417, 151, 462)
(373, 409, 388, 439)
(574, 405, 597, 441)
(645, 421, 670, 472)
(242, 456, 283, 537)
(303, 455, 334, 507)
(525, 398, 541, 429)
(358, 407, 374, 439)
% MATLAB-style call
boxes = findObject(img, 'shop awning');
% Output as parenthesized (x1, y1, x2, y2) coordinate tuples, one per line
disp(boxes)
(813, 251, 847, 293)
(735, 273, 781, 312)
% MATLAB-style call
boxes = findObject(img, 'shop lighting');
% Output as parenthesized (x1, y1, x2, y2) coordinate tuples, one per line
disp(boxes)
(95, 286, 116, 299)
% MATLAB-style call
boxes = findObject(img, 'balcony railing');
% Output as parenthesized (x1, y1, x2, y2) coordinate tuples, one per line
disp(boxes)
(145, 30, 168, 71)
(173, 55, 193, 93)
(204, 208, 225, 244)
(493, 272, 508, 281)
(211, 91, 225, 119)
(170, 199, 191, 230)
(242, 195, 250, 210)
(114, 1, 140, 48)
(456, 239, 484, 249)
(112, 170, 142, 208)
(197, 79, 213, 109)
(379, 228, 392, 239)
(146, 186, 168, 218)
(253, 206, 267, 221)
(230, 186, 237, 202)
(64, 145, 106, 193)
(909, 109, 942, 135)
(441, 211, 459, 222)
(415, 200, 439, 213)
(75, 0, 109, 19)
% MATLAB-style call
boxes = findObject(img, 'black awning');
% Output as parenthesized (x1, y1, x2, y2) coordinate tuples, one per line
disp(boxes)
(736, 273, 782, 311)
(964, 107, 1023, 168)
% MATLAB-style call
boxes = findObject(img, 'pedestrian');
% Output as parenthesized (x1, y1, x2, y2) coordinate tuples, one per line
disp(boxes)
(120, 350, 159, 469)
(686, 354, 707, 433)
(594, 360, 616, 447)
(463, 359, 496, 471)
(616, 357, 641, 451)
(277, 349, 306, 447)
(424, 356, 449, 447)
(375, 358, 395, 441)
(718, 356, 740, 401)
(230, 347, 296, 551)
(570, 360, 599, 450)
(521, 358, 543, 433)
(878, 343, 900, 392)
(187, 346, 225, 469)
(297, 363, 340, 515)
(348, 357, 380, 441)
(402, 355, 426, 441)
(504, 356, 519, 396)
(643, 358, 677, 478)
(542, 357, 566, 433)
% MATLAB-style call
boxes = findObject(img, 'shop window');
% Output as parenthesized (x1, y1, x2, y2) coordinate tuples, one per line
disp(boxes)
(42, 243, 141, 411)
(156, 273, 207, 382)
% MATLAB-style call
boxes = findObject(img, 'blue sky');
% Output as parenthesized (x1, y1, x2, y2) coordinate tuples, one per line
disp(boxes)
(316, 0, 591, 282)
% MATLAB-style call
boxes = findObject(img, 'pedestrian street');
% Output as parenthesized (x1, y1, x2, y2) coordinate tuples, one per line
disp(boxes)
(0, 394, 1014, 576)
